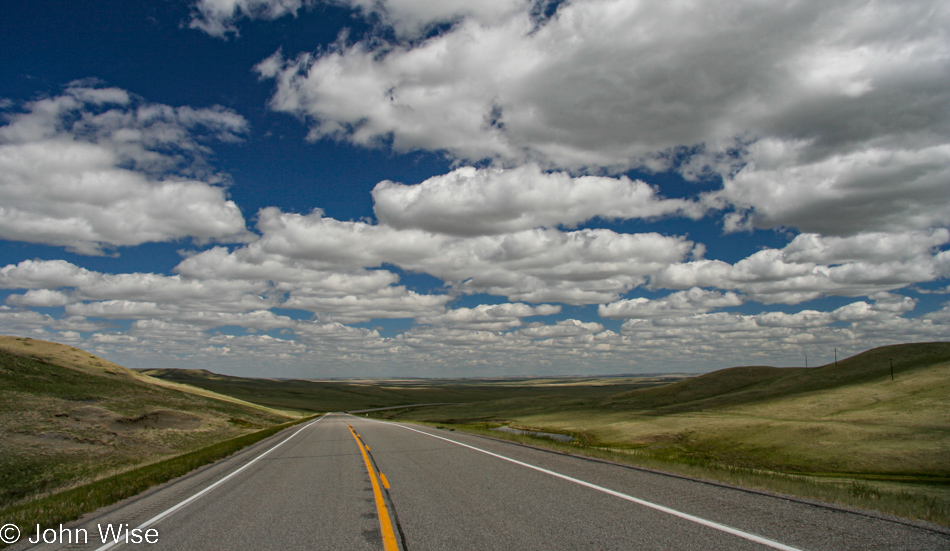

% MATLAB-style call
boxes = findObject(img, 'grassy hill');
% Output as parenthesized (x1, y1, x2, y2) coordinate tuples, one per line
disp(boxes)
(601, 341, 950, 413)
(384, 342, 950, 477)
(0, 336, 297, 511)
(140, 368, 677, 413)
(378, 342, 950, 524)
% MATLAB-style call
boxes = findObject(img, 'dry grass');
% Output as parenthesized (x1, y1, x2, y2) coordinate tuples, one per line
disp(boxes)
(0, 337, 297, 511)
(0, 416, 315, 549)
(0, 336, 299, 417)
(508, 356, 950, 477)
(378, 342, 950, 525)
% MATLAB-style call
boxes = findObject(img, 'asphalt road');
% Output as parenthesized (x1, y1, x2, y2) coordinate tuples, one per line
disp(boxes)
(9, 413, 949, 551)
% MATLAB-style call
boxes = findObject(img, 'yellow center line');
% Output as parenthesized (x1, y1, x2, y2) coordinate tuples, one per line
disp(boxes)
(347, 424, 399, 551)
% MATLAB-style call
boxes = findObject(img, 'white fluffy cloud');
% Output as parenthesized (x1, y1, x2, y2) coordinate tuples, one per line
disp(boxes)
(372, 164, 703, 235)
(410, 227, 694, 304)
(1, 259, 275, 320)
(0, 259, 100, 290)
(188, 0, 528, 39)
(713, 141, 950, 235)
(654, 230, 950, 304)
(5, 289, 72, 308)
(782, 229, 950, 264)
(417, 302, 561, 331)
(220, 207, 694, 304)
(258, 0, 950, 235)
(2, 3, 947, 377)
(599, 288, 743, 319)
(0, 84, 251, 254)
(188, 0, 312, 37)
(340, 0, 527, 38)
(258, 0, 949, 165)
(517, 318, 604, 339)
(620, 294, 930, 352)
(283, 288, 450, 323)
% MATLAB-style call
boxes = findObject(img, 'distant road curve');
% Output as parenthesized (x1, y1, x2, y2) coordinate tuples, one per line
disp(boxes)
(12, 414, 948, 551)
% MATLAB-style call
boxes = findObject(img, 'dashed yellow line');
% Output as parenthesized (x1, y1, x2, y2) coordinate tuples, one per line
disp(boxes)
(347, 424, 399, 551)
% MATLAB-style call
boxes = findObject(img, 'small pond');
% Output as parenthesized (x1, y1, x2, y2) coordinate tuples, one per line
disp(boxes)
(491, 426, 575, 443)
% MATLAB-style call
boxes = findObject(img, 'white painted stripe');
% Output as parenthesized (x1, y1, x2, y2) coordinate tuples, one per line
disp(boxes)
(374, 419, 803, 551)
(94, 415, 326, 551)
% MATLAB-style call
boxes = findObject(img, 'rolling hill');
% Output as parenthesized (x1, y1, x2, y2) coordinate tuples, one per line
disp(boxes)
(139, 367, 674, 412)
(384, 342, 950, 478)
(0, 336, 297, 511)
(602, 341, 950, 413)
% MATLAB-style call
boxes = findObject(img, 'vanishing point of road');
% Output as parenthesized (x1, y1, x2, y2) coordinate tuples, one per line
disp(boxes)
(11, 413, 949, 551)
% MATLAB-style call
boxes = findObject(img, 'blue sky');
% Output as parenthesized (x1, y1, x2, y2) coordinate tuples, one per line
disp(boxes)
(1, 0, 948, 377)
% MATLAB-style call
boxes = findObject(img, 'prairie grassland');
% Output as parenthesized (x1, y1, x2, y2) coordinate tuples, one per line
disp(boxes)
(377, 342, 950, 525)
(141, 367, 677, 412)
(0, 336, 298, 416)
(0, 337, 297, 512)
(0, 416, 313, 549)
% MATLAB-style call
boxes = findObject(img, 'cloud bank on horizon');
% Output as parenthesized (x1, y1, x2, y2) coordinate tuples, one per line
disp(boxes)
(1, 0, 948, 376)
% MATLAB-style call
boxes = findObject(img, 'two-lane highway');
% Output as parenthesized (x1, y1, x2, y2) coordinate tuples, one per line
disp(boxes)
(11, 413, 949, 550)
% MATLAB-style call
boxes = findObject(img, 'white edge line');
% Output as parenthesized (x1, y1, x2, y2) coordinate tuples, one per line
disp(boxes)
(366, 418, 803, 551)
(93, 415, 325, 551)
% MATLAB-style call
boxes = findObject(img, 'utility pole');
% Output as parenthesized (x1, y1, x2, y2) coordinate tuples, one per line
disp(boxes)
(890, 357, 894, 381)
(834, 347, 837, 366)
(805, 353, 808, 368)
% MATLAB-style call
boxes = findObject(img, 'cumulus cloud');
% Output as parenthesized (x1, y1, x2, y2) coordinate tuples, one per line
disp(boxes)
(0, 84, 251, 254)
(175, 240, 452, 323)
(188, 0, 312, 37)
(517, 318, 604, 339)
(1, 259, 277, 325)
(403, 226, 694, 304)
(283, 287, 450, 323)
(653, 231, 949, 304)
(3, 5, 948, 375)
(782, 229, 950, 264)
(617, 294, 943, 363)
(0, 259, 100, 290)
(339, 0, 528, 38)
(258, 0, 950, 235)
(713, 141, 950, 235)
(599, 288, 743, 319)
(188, 0, 528, 42)
(257, 0, 948, 163)
(372, 164, 704, 235)
(214, 207, 694, 305)
(417, 302, 561, 331)
(5, 289, 72, 308)
(65, 300, 177, 319)
(0, 307, 59, 335)
(0, 305, 109, 337)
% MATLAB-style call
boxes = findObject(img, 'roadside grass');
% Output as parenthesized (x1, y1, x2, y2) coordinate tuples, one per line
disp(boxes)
(370, 342, 950, 527)
(0, 416, 316, 549)
(397, 420, 950, 527)
(0, 346, 298, 512)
